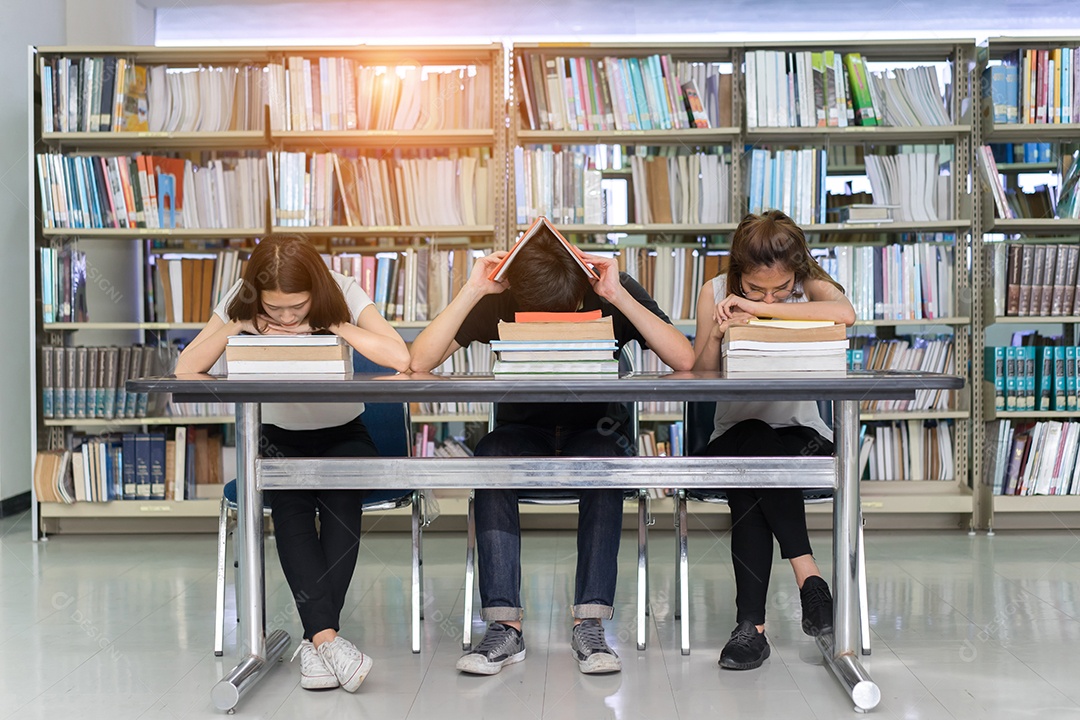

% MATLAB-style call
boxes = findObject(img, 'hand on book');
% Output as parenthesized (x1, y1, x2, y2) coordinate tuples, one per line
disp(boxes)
(715, 294, 766, 322)
(580, 253, 624, 303)
(714, 310, 755, 338)
(469, 251, 511, 296)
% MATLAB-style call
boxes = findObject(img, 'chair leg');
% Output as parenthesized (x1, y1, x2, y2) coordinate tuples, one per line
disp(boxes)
(410, 493, 422, 654)
(463, 492, 476, 651)
(673, 490, 682, 620)
(637, 491, 648, 651)
(418, 494, 426, 621)
(214, 497, 229, 657)
(858, 516, 871, 656)
(678, 491, 690, 656)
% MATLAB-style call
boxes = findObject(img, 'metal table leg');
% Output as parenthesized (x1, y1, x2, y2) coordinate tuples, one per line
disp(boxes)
(824, 400, 881, 713)
(212, 403, 290, 712)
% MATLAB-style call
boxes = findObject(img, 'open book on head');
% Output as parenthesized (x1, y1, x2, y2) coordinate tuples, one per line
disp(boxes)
(488, 216, 600, 282)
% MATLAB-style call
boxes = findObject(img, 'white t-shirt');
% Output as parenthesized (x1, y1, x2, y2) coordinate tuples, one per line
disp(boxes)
(212, 271, 376, 431)
(709, 275, 833, 443)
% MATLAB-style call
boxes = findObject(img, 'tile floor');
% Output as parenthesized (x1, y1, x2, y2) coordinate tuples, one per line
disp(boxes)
(2, 510, 1079, 719)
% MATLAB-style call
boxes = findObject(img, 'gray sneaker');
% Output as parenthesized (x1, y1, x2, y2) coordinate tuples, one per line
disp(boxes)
(456, 622, 526, 675)
(571, 619, 621, 674)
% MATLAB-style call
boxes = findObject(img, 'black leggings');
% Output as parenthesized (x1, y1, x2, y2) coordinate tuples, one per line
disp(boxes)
(261, 416, 377, 640)
(701, 418, 834, 626)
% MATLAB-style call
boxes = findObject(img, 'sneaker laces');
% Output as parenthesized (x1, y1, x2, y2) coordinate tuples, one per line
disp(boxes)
(803, 583, 832, 615)
(324, 637, 363, 663)
(474, 623, 515, 654)
(727, 622, 761, 650)
(290, 641, 306, 663)
(575, 620, 613, 654)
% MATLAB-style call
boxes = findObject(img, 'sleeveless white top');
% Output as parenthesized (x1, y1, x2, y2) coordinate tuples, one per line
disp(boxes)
(710, 275, 833, 443)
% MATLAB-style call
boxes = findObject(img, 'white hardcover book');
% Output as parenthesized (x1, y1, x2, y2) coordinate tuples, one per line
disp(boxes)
(745, 51, 758, 128)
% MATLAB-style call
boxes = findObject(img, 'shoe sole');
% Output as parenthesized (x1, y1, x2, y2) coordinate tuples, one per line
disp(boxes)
(802, 621, 834, 637)
(575, 651, 621, 674)
(339, 653, 374, 693)
(718, 644, 770, 671)
(300, 674, 340, 691)
(456, 648, 526, 675)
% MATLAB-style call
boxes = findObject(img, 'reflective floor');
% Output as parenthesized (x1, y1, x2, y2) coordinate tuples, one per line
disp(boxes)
(2, 510, 1079, 719)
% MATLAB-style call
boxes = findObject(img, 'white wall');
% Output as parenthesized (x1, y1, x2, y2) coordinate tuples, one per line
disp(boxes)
(0, 0, 153, 505)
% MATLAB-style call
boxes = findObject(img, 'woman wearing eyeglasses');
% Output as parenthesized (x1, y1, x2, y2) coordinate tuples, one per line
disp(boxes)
(691, 210, 856, 671)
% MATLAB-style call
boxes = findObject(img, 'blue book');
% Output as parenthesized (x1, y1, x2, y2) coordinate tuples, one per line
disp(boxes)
(1005, 346, 1018, 411)
(122, 433, 137, 500)
(627, 58, 653, 130)
(1054, 346, 1067, 411)
(1037, 346, 1054, 411)
(1004, 65, 1019, 123)
(134, 433, 151, 501)
(149, 433, 166, 501)
(374, 255, 392, 317)
(985, 347, 1005, 412)
(1068, 346, 1078, 411)
(648, 55, 672, 130)
(1024, 346, 1036, 410)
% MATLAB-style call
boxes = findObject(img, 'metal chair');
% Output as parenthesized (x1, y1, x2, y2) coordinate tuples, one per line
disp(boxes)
(214, 355, 428, 656)
(674, 401, 870, 656)
(462, 348, 654, 652)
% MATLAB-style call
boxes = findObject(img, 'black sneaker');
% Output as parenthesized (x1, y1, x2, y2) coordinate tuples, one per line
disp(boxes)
(456, 622, 526, 675)
(800, 575, 834, 637)
(570, 619, 621, 674)
(718, 620, 770, 670)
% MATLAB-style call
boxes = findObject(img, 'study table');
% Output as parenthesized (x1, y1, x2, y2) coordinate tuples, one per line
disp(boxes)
(130, 370, 964, 714)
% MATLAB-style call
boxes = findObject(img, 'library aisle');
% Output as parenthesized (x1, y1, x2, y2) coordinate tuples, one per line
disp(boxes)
(1, 511, 1078, 719)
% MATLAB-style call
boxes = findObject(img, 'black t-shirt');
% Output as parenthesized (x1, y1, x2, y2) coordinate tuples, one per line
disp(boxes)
(454, 272, 673, 432)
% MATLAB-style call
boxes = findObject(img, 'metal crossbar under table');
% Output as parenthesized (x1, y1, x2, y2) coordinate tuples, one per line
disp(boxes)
(130, 371, 963, 714)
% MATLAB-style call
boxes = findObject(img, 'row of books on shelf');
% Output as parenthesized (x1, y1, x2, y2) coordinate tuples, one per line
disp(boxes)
(817, 240, 956, 322)
(985, 342, 1080, 412)
(853, 335, 956, 412)
(989, 243, 1080, 317)
(411, 427, 474, 458)
(39, 55, 494, 134)
(982, 48, 1080, 125)
(324, 247, 479, 323)
(36, 152, 268, 230)
(413, 344, 495, 417)
(988, 142, 1056, 165)
(270, 59, 491, 132)
(149, 250, 245, 324)
(986, 419, 1080, 496)
(978, 147, 1080, 219)
(620, 245, 711, 322)
(747, 146, 952, 226)
(745, 50, 952, 129)
(639, 424, 682, 457)
(41, 344, 160, 420)
(39, 243, 88, 324)
(270, 150, 492, 228)
(33, 427, 225, 504)
(860, 420, 955, 481)
(515, 53, 732, 132)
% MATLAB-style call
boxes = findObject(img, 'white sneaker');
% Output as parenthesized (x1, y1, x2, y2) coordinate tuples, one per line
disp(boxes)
(291, 640, 339, 690)
(316, 636, 373, 692)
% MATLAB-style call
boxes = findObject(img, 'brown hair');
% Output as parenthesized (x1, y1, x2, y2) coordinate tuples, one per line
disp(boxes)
(506, 227, 591, 312)
(726, 210, 845, 297)
(226, 236, 350, 332)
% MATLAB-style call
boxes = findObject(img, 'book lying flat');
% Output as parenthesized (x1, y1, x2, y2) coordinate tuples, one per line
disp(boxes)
(492, 360, 619, 374)
(497, 350, 617, 362)
(723, 352, 847, 374)
(491, 340, 618, 351)
(227, 360, 352, 374)
(226, 334, 344, 346)
(727, 321, 847, 344)
(225, 334, 351, 374)
(515, 309, 603, 322)
(725, 339, 850, 352)
(497, 316, 615, 342)
(489, 216, 599, 282)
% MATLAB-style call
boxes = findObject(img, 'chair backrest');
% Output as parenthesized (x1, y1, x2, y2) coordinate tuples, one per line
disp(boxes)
(353, 352, 410, 459)
(684, 401, 717, 457)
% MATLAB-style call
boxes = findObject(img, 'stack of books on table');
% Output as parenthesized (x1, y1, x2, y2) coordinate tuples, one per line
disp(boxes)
(722, 319, 849, 377)
(224, 335, 352, 376)
(492, 311, 619, 376)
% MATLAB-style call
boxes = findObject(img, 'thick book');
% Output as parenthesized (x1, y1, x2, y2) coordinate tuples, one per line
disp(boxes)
(134, 433, 152, 501)
(514, 310, 603, 323)
(491, 340, 617, 352)
(226, 334, 352, 374)
(492, 359, 619, 375)
(497, 316, 615, 342)
(496, 349, 617, 362)
(489, 216, 599, 283)
(227, 359, 351, 374)
(726, 320, 847, 344)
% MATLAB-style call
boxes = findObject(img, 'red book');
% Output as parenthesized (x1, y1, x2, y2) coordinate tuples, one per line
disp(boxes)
(515, 309, 603, 323)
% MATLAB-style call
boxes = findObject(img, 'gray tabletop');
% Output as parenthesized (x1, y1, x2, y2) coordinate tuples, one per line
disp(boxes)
(128, 370, 964, 404)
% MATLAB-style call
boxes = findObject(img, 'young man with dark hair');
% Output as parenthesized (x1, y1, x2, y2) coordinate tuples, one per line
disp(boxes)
(410, 227, 694, 676)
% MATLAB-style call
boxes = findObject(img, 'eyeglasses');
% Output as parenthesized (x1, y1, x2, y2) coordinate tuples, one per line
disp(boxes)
(741, 285, 795, 302)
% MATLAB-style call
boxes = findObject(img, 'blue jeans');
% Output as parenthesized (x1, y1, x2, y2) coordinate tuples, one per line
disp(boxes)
(473, 423, 632, 622)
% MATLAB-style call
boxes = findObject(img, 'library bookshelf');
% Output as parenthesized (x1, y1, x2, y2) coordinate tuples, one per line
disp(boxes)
(975, 36, 1080, 530)
(49, 37, 1080, 533)
(29, 43, 505, 537)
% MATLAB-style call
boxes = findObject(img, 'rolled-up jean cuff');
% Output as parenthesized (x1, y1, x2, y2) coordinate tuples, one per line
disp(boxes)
(481, 606, 524, 622)
(572, 603, 614, 620)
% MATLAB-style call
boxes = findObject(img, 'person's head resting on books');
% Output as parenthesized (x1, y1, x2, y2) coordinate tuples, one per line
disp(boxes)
(728, 210, 845, 304)
(505, 226, 592, 312)
(226, 236, 350, 334)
